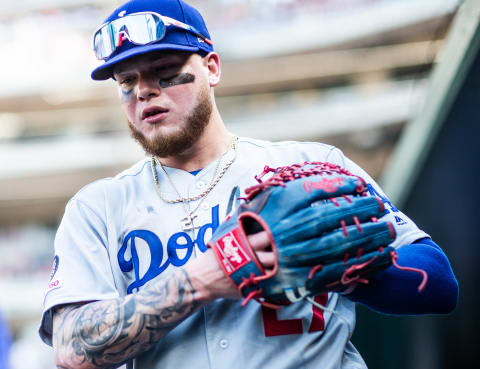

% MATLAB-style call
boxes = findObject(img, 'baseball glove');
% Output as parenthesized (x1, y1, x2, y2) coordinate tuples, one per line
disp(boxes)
(208, 161, 398, 308)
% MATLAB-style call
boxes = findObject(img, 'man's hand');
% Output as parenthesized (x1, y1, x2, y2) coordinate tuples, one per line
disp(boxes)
(187, 231, 273, 301)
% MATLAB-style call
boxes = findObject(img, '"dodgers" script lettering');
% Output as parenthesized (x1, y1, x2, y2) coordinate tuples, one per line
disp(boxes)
(118, 205, 220, 293)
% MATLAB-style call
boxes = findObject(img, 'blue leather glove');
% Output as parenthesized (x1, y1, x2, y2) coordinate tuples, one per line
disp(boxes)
(208, 162, 396, 308)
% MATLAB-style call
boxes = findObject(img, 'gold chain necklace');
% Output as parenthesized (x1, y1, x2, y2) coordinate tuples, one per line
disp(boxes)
(151, 135, 238, 204)
(151, 136, 238, 234)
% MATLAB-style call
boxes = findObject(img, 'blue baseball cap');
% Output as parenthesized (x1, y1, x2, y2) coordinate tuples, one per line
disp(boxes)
(91, 0, 214, 81)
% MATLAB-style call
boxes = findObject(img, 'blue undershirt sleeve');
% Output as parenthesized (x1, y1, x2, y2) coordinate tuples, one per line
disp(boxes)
(0, 311, 11, 369)
(347, 238, 458, 315)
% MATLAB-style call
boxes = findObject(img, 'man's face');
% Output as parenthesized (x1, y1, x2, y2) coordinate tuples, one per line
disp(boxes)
(113, 51, 213, 157)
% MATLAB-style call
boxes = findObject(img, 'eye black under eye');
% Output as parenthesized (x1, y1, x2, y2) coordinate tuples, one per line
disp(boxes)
(159, 73, 195, 88)
(159, 75, 179, 88)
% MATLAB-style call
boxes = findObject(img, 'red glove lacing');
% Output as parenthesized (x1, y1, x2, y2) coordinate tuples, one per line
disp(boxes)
(244, 161, 367, 200)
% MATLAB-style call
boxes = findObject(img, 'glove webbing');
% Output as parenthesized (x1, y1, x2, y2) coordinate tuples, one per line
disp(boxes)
(245, 161, 366, 200)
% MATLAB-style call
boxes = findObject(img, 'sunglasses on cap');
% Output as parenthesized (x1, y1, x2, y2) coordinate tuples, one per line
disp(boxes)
(93, 11, 213, 61)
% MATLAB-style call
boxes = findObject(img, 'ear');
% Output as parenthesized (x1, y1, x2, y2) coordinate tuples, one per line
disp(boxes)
(204, 52, 221, 87)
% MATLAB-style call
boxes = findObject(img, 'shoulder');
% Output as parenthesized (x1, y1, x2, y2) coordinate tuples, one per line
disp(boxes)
(112, 157, 152, 182)
(237, 136, 346, 166)
(237, 136, 335, 152)
(70, 158, 151, 206)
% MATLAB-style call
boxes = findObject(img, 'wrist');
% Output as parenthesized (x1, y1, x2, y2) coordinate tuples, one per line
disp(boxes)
(180, 265, 212, 305)
(185, 249, 241, 302)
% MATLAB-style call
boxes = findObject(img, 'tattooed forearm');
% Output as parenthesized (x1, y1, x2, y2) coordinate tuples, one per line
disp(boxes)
(53, 269, 201, 369)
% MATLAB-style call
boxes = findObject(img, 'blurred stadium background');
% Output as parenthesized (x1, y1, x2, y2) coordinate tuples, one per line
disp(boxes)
(0, 0, 478, 368)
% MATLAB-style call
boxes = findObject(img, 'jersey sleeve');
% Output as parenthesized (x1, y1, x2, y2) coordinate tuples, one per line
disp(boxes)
(39, 187, 120, 346)
(326, 147, 429, 248)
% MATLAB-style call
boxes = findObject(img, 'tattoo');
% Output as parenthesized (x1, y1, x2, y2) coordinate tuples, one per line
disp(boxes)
(159, 73, 195, 88)
(53, 269, 200, 368)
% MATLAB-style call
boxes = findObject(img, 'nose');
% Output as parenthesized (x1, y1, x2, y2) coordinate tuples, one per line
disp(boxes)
(137, 76, 161, 101)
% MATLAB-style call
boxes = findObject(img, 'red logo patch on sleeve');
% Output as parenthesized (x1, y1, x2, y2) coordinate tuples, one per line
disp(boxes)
(215, 228, 251, 275)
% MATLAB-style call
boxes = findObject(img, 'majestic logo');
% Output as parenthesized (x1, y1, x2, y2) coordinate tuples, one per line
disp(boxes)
(366, 184, 399, 214)
(49, 255, 59, 281)
(215, 229, 251, 274)
(303, 177, 344, 193)
(394, 215, 407, 225)
(46, 255, 62, 293)
(118, 205, 220, 293)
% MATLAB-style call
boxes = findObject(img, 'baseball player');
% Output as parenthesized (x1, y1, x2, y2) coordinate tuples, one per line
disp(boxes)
(39, 1, 458, 368)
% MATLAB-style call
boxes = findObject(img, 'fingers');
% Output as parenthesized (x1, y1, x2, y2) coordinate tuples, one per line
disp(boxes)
(247, 231, 275, 271)
(247, 231, 270, 251)
(256, 251, 275, 269)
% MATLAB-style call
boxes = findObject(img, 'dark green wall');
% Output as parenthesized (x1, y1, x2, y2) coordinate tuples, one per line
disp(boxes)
(352, 29, 480, 369)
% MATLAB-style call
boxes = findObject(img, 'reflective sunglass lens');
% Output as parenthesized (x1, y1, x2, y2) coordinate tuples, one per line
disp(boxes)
(93, 12, 197, 60)
(111, 13, 165, 45)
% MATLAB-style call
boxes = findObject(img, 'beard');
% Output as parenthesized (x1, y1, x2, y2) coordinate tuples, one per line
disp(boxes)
(128, 88, 212, 157)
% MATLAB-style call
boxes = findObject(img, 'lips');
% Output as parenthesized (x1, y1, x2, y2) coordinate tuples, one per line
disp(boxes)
(141, 106, 169, 123)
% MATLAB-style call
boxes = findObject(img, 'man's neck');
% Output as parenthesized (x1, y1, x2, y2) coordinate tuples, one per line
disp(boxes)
(157, 116, 232, 172)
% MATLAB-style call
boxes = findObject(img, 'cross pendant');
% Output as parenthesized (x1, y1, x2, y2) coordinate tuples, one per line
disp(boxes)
(181, 213, 200, 232)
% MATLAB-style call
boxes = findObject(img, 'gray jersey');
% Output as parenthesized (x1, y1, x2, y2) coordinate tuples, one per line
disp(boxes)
(40, 137, 428, 369)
